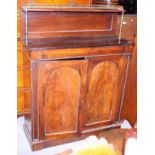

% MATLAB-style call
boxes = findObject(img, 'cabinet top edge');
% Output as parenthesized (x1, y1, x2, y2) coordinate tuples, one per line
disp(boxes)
(22, 4, 124, 13)
(22, 36, 133, 51)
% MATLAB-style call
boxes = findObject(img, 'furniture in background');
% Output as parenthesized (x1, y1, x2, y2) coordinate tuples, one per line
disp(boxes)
(119, 0, 137, 14)
(17, 0, 28, 117)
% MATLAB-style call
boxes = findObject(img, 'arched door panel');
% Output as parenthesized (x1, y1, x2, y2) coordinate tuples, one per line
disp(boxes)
(39, 60, 88, 140)
(81, 55, 129, 131)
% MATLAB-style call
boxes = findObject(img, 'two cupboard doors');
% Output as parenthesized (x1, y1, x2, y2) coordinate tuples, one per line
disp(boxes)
(37, 54, 130, 140)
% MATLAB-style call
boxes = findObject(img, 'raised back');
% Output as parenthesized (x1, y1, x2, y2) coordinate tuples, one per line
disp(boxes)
(21, 5, 124, 45)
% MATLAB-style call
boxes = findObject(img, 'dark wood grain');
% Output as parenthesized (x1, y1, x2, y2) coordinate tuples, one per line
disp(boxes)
(45, 67, 80, 134)
(17, 0, 124, 118)
(85, 61, 117, 124)
(39, 60, 88, 140)
(23, 36, 133, 51)
(27, 12, 116, 39)
(22, 11, 118, 40)
(82, 55, 129, 131)
(22, 44, 132, 150)
(44, 66, 80, 134)
(21, 5, 123, 43)
(21, 6, 133, 151)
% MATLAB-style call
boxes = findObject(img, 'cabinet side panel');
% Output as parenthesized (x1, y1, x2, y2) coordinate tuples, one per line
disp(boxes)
(44, 67, 81, 135)
(121, 37, 137, 126)
(85, 62, 117, 126)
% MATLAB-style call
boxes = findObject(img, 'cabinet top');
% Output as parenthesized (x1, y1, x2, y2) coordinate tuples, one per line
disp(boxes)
(22, 4, 124, 13)
(23, 36, 133, 51)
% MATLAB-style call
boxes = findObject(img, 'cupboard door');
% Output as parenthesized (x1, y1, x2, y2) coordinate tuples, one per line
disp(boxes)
(39, 60, 87, 140)
(81, 55, 130, 131)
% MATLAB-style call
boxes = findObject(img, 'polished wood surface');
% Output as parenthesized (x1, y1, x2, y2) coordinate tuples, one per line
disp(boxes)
(82, 55, 129, 131)
(85, 61, 117, 124)
(17, 0, 136, 122)
(39, 60, 87, 140)
(20, 6, 134, 151)
(24, 89, 31, 110)
(17, 0, 95, 116)
(24, 36, 132, 51)
(45, 67, 80, 134)
(25, 12, 116, 39)
(22, 44, 133, 150)
(17, 2, 124, 116)
(23, 51, 31, 134)
(21, 6, 123, 42)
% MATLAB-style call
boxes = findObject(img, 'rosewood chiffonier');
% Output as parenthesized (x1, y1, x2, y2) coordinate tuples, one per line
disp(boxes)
(21, 4, 134, 150)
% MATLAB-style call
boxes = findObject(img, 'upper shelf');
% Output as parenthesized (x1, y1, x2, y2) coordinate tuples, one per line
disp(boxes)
(21, 5, 125, 46)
